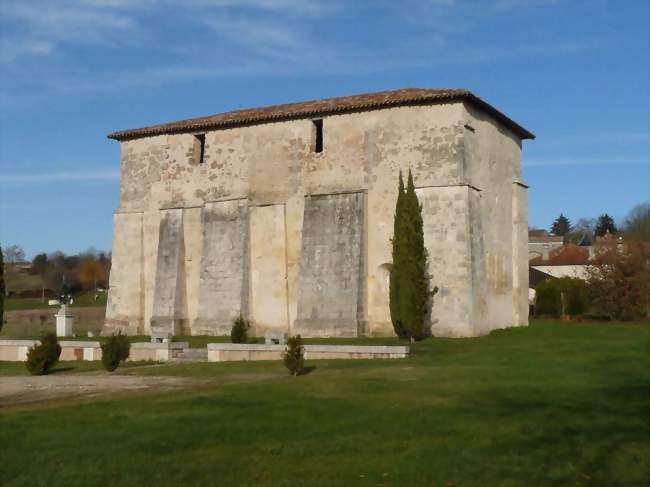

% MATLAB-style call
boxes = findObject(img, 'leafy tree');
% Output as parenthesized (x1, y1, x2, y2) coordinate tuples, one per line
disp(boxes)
(586, 237, 650, 320)
(390, 170, 434, 342)
(282, 335, 305, 376)
(534, 277, 589, 316)
(25, 333, 62, 375)
(42, 251, 81, 293)
(101, 332, 131, 371)
(230, 315, 249, 343)
(594, 213, 617, 237)
(79, 256, 108, 291)
(550, 213, 572, 237)
(0, 244, 4, 331)
(30, 253, 48, 276)
(622, 202, 650, 241)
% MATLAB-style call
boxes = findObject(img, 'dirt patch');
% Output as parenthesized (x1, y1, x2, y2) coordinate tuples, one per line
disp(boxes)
(0, 374, 193, 407)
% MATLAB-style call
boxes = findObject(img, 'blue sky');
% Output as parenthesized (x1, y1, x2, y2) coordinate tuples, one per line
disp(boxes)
(0, 0, 648, 258)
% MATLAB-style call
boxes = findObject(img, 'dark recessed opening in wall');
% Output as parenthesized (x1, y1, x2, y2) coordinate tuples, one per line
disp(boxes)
(194, 133, 206, 164)
(312, 119, 323, 153)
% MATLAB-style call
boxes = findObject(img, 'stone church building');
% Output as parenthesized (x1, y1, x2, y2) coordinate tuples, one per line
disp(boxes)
(103, 88, 534, 338)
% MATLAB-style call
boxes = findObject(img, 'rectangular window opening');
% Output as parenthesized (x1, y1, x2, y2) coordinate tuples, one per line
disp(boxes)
(312, 119, 323, 153)
(194, 134, 206, 164)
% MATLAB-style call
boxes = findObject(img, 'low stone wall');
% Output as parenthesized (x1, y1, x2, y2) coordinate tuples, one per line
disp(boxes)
(1, 340, 409, 363)
(0, 340, 39, 361)
(59, 341, 102, 361)
(0, 339, 188, 363)
(129, 342, 189, 362)
(0, 340, 103, 362)
(207, 343, 409, 362)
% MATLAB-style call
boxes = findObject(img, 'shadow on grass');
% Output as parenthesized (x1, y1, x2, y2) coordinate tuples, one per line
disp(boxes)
(451, 380, 650, 483)
(300, 366, 317, 376)
(47, 367, 75, 374)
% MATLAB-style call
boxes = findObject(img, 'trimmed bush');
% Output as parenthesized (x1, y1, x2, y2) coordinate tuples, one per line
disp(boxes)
(282, 335, 305, 376)
(25, 333, 61, 375)
(230, 315, 249, 344)
(535, 277, 589, 317)
(101, 332, 131, 372)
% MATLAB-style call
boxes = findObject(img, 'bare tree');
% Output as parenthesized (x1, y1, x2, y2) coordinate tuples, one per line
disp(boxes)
(623, 203, 650, 241)
(2, 245, 25, 269)
(3, 245, 25, 262)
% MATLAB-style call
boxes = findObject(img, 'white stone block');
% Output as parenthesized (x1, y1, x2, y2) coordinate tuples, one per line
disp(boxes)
(55, 309, 74, 337)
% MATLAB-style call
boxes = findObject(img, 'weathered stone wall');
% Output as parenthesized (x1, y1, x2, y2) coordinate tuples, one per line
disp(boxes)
(417, 185, 479, 337)
(295, 192, 365, 337)
(249, 204, 289, 334)
(462, 102, 529, 332)
(105, 212, 143, 334)
(150, 208, 187, 337)
(194, 199, 249, 335)
(106, 101, 529, 337)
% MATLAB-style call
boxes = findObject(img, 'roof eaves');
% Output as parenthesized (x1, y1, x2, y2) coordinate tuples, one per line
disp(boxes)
(107, 89, 535, 141)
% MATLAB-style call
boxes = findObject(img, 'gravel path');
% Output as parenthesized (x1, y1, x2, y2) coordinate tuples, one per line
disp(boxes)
(0, 375, 192, 407)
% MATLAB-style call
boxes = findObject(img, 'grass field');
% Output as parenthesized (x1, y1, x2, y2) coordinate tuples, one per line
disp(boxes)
(1, 320, 648, 486)
(4, 291, 108, 311)
(3, 272, 44, 294)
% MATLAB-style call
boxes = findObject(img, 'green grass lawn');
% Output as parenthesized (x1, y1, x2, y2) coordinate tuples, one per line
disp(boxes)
(3, 272, 44, 294)
(4, 291, 108, 311)
(1, 320, 648, 486)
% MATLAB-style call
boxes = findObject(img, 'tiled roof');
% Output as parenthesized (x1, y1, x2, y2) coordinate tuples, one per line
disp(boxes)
(107, 88, 535, 141)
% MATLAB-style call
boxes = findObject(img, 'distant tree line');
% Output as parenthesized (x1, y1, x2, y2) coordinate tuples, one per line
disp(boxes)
(535, 202, 650, 243)
(2, 246, 111, 297)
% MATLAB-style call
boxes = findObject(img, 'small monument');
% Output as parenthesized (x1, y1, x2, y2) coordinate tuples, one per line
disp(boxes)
(53, 284, 74, 337)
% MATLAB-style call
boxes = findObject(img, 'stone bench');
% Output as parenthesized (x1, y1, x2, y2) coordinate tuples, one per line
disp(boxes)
(59, 341, 102, 361)
(0, 339, 103, 362)
(0, 340, 39, 361)
(207, 343, 409, 362)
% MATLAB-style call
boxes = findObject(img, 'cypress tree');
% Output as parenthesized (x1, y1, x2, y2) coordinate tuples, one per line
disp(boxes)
(390, 169, 431, 341)
(389, 172, 407, 337)
(550, 213, 572, 237)
(594, 213, 617, 237)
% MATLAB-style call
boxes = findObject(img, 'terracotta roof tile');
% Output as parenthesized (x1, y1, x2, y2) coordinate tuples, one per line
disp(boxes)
(107, 88, 535, 141)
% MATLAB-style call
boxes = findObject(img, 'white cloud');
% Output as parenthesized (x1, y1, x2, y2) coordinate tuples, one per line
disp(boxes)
(189, 0, 333, 16)
(2, 1, 136, 45)
(0, 39, 53, 64)
(0, 0, 600, 100)
(204, 15, 305, 57)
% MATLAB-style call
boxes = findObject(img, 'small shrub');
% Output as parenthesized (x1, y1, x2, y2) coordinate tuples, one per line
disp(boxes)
(282, 335, 305, 376)
(230, 315, 249, 344)
(101, 332, 131, 372)
(25, 333, 61, 375)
